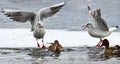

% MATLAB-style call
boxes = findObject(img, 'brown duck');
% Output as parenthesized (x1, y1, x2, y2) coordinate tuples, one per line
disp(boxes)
(100, 39, 120, 58)
(48, 40, 63, 54)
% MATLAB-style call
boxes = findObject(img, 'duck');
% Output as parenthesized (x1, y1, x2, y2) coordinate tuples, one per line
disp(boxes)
(48, 40, 63, 55)
(100, 39, 120, 58)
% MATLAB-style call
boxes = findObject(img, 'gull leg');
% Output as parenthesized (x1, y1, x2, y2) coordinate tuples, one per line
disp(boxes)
(36, 39, 40, 47)
(96, 38, 103, 47)
(41, 38, 46, 49)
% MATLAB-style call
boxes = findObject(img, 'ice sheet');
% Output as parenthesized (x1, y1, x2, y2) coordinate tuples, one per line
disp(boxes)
(0, 29, 120, 47)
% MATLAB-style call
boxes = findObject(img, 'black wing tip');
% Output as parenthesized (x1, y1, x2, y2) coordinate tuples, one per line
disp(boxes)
(87, 5, 91, 11)
(116, 26, 119, 28)
(112, 25, 119, 28)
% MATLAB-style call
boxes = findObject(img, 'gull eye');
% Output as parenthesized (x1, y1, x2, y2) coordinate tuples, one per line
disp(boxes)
(37, 23, 41, 26)
(87, 23, 91, 25)
(87, 23, 89, 25)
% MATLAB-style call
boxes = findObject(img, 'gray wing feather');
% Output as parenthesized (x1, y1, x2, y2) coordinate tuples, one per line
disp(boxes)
(2, 9, 36, 22)
(39, 2, 65, 21)
(93, 9, 108, 31)
(2, 9, 36, 31)
(94, 17, 109, 31)
(87, 6, 109, 31)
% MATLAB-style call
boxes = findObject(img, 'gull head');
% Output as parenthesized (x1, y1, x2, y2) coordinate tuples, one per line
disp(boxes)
(36, 22, 44, 28)
(82, 22, 93, 30)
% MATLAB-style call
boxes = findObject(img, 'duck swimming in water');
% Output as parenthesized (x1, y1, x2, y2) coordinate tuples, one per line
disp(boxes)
(100, 39, 120, 58)
(48, 40, 63, 56)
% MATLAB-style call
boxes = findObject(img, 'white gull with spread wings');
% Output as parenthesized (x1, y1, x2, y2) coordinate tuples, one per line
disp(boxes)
(2, 2, 65, 31)
(2, 2, 65, 48)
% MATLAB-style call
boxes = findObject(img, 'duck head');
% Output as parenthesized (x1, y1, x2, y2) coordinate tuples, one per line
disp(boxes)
(100, 39, 109, 49)
(54, 40, 59, 46)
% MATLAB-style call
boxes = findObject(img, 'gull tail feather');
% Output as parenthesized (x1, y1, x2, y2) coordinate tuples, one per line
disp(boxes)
(109, 26, 118, 32)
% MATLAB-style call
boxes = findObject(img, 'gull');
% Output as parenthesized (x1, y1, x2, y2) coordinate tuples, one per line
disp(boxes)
(2, 2, 65, 48)
(82, 5, 118, 47)
(2, 2, 65, 31)
(33, 21, 46, 48)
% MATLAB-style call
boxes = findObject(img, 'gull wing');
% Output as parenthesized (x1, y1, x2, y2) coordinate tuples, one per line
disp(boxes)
(94, 17, 109, 31)
(93, 9, 109, 31)
(2, 9, 36, 23)
(2, 9, 36, 31)
(38, 2, 66, 21)
(87, 5, 108, 31)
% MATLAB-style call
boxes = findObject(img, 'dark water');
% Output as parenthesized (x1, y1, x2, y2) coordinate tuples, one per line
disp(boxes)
(0, 0, 120, 31)
(0, 47, 120, 64)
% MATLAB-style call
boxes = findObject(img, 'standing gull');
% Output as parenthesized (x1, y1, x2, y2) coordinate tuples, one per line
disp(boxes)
(33, 21, 46, 48)
(2, 2, 65, 48)
(82, 5, 118, 47)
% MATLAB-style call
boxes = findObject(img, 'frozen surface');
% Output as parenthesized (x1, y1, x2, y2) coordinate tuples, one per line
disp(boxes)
(0, 29, 120, 47)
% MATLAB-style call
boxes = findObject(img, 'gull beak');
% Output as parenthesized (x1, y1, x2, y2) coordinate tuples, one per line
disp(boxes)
(82, 24, 88, 30)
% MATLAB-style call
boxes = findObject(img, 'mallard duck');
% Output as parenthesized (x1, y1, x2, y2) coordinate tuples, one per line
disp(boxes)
(100, 39, 120, 58)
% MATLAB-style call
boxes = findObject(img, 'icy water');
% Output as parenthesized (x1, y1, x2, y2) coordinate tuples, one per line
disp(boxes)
(0, 47, 120, 64)
(0, 0, 120, 31)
